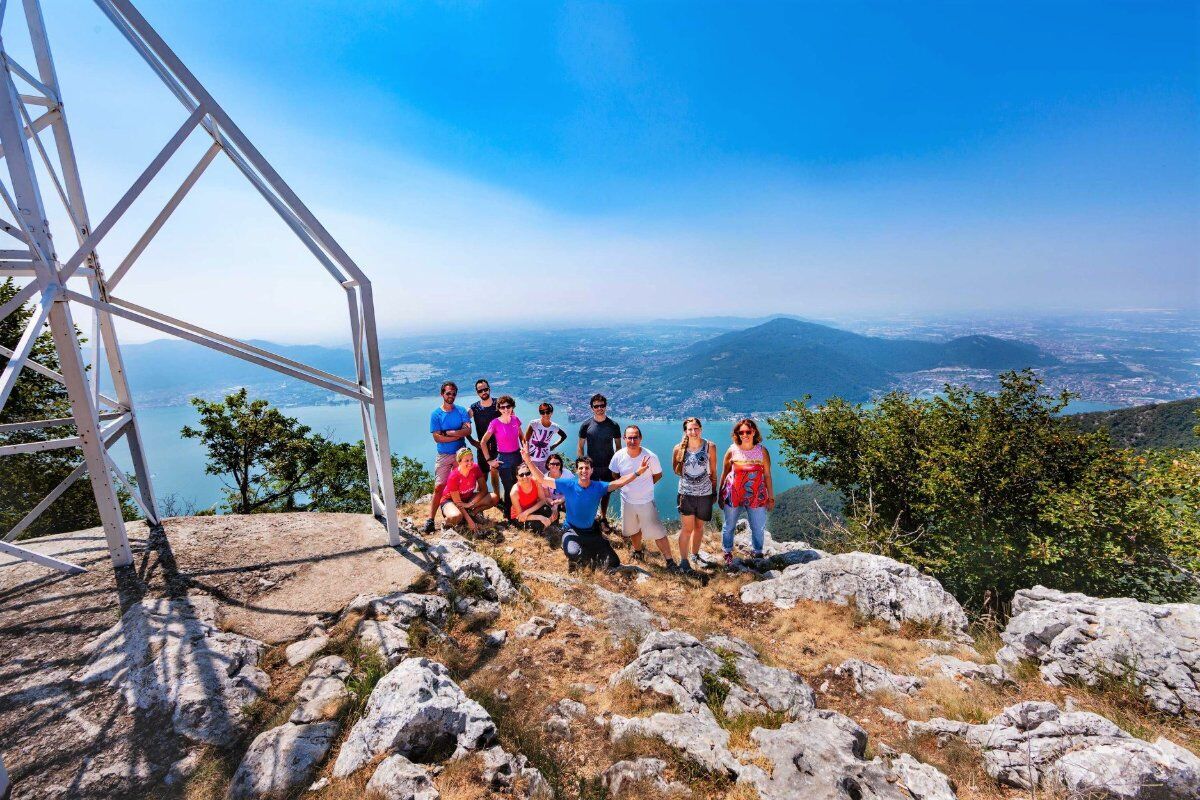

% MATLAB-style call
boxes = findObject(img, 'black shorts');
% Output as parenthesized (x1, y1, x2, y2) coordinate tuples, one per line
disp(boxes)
(677, 492, 715, 522)
(476, 447, 495, 470)
(591, 465, 615, 482)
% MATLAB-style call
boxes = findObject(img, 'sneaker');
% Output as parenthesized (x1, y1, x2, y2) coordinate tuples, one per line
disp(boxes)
(751, 551, 764, 561)
(665, 559, 679, 574)
(422, 518, 435, 534)
(631, 549, 646, 563)
(723, 551, 734, 568)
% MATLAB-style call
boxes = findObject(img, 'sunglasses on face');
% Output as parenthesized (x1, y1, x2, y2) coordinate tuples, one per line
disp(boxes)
(500, 405, 514, 410)
(592, 403, 606, 409)
(738, 429, 754, 436)
(477, 387, 489, 394)
(517, 471, 531, 477)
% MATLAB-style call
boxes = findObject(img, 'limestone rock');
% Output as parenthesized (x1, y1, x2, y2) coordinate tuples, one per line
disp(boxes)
(480, 746, 553, 798)
(74, 596, 269, 746)
(428, 534, 518, 602)
(484, 630, 508, 647)
(226, 721, 339, 800)
(609, 712, 742, 777)
(285, 634, 329, 666)
(996, 585, 1200, 717)
(748, 710, 928, 800)
(919, 655, 1010, 688)
(918, 639, 981, 659)
(704, 633, 759, 659)
(543, 715, 571, 740)
(909, 700, 1200, 798)
(332, 657, 495, 777)
(740, 552, 969, 637)
(890, 752, 958, 800)
(515, 616, 556, 639)
(612, 630, 814, 718)
(834, 659, 924, 697)
(364, 592, 451, 627)
(594, 586, 669, 644)
(365, 754, 439, 800)
(547, 602, 599, 627)
(602, 758, 689, 796)
(290, 656, 351, 724)
(356, 619, 411, 667)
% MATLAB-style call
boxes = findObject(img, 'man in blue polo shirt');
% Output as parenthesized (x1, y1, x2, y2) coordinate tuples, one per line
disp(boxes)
(426, 381, 471, 533)
(521, 442, 649, 570)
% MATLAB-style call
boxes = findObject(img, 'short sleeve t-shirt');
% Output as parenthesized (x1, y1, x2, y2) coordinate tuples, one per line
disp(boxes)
(526, 420, 562, 464)
(579, 417, 621, 469)
(430, 405, 470, 455)
(444, 463, 481, 499)
(486, 415, 523, 453)
(608, 447, 662, 505)
(554, 476, 610, 530)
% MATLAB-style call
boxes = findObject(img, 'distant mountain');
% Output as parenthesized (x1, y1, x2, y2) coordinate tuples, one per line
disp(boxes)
(649, 314, 812, 329)
(1066, 398, 1200, 450)
(655, 318, 1056, 407)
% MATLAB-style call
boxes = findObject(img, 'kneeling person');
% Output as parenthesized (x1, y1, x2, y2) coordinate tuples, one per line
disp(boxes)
(609, 426, 677, 571)
(442, 448, 499, 534)
(521, 443, 649, 570)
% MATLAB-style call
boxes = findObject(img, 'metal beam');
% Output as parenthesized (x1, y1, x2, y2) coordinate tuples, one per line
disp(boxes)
(0, 539, 84, 573)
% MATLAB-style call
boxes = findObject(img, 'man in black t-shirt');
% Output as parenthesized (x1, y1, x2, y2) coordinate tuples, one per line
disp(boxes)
(468, 378, 502, 495)
(578, 393, 622, 527)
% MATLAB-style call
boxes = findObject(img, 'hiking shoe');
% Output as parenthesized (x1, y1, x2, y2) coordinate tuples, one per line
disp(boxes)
(723, 551, 734, 568)
(422, 518, 435, 534)
(665, 560, 679, 574)
(631, 549, 646, 563)
(751, 551, 764, 561)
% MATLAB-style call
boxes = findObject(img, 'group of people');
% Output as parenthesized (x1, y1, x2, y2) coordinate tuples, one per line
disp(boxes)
(426, 379, 776, 574)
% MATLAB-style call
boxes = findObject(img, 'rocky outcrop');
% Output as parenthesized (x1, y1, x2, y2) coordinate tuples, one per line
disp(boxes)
(226, 721, 339, 800)
(332, 657, 495, 777)
(357, 592, 451, 627)
(611, 630, 815, 719)
(909, 701, 1200, 798)
(515, 616, 556, 639)
(357, 619, 411, 667)
(366, 754, 439, 800)
(284, 631, 328, 666)
(740, 552, 969, 637)
(918, 655, 1010, 688)
(746, 709, 958, 800)
(74, 596, 269, 746)
(479, 746, 553, 798)
(996, 586, 1200, 717)
(289, 656, 351, 724)
(601, 758, 689, 796)
(608, 712, 743, 777)
(834, 659, 924, 697)
(594, 586, 669, 643)
(428, 534, 518, 602)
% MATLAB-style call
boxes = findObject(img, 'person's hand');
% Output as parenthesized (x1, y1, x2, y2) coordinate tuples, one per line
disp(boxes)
(466, 515, 477, 531)
(488, 458, 500, 469)
(766, 495, 776, 510)
(518, 510, 529, 522)
(520, 441, 530, 459)
(637, 456, 651, 474)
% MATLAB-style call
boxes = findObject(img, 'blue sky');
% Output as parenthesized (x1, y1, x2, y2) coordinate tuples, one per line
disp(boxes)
(18, 1, 1200, 340)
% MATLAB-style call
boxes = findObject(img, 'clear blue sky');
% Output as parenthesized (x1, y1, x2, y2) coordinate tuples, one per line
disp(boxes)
(24, 1, 1200, 339)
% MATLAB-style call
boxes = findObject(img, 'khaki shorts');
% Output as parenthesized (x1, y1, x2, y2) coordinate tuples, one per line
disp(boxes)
(435, 452, 459, 485)
(621, 500, 667, 540)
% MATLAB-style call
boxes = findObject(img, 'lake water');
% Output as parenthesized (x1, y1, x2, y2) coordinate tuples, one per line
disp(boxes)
(114, 396, 1117, 523)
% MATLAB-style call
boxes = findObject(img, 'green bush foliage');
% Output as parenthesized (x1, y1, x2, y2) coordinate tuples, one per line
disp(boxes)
(769, 370, 1200, 615)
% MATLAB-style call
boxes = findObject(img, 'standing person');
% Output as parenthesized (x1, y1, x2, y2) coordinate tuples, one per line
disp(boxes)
(577, 393, 621, 529)
(468, 379, 502, 495)
(510, 464, 552, 532)
(608, 426, 677, 571)
(521, 442, 649, 571)
(544, 452, 573, 526)
(525, 402, 567, 472)
(426, 381, 471, 533)
(479, 395, 523, 517)
(718, 419, 776, 565)
(672, 417, 718, 574)
(441, 447, 499, 534)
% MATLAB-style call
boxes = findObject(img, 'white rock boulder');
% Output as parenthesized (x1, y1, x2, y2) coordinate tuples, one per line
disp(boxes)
(226, 721, 339, 800)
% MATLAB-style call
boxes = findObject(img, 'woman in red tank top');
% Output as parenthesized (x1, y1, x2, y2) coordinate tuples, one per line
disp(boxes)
(511, 464, 552, 532)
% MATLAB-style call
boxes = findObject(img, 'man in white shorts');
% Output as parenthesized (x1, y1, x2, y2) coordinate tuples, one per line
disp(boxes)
(608, 425, 678, 572)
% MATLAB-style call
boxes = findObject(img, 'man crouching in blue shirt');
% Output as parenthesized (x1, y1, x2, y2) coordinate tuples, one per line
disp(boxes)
(520, 441, 649, 571)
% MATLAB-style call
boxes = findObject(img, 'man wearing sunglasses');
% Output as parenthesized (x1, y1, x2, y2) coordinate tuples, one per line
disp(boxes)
(467, 378, 502, 496)
(578, 393, 622, 529)
(520, 441, 649, 571)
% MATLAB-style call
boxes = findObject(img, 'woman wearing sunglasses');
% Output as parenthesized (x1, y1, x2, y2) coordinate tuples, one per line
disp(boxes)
(718, 419, 775, 566)
(510, 464, 553, 533)
(478, 395, 524, 518)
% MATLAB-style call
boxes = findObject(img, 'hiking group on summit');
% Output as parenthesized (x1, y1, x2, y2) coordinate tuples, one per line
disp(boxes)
(426, 379, 776, 577)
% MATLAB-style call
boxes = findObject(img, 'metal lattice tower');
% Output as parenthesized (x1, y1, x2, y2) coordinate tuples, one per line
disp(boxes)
(0, 0, 401, 574)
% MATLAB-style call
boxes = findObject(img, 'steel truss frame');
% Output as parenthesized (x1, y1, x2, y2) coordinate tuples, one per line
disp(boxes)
(0, 0, 401, 574)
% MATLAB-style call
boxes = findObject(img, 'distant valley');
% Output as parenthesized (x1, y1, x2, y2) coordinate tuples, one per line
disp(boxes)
(108, 311, 1200, 421)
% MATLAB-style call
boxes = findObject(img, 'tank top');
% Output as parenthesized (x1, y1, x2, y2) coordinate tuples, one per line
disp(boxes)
(511, 481, 541, 519)
(679, 439, 713, 496)
(527, 420, 562, 464)
(722, 444, 769, 508)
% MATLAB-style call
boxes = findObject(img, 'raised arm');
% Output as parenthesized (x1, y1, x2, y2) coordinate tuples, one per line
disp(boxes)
(607, 456, 650, 492)
(520, 442, 557, 491)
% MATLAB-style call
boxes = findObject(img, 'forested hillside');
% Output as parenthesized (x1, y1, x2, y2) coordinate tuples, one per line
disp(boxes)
(1066, 397, 1200, 450)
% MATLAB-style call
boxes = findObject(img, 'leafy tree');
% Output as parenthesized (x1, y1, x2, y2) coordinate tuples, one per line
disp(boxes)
(181, 388, 328, 513)
(308, 442, 432, 513)
(770, 370, 1199, 615)
(1, 278, 137, 537)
